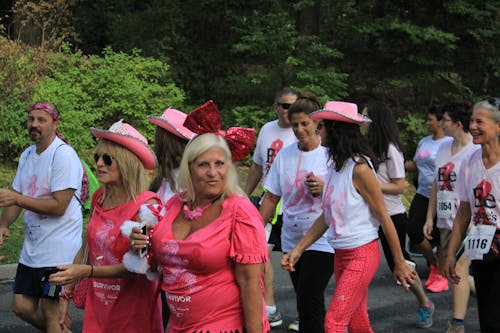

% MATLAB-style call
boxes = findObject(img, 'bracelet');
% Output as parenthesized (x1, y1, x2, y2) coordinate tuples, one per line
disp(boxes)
(89, 264, 94, 278)
(59, 286, 73, 300)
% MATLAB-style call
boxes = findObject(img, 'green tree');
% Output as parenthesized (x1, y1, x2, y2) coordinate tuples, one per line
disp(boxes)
(9, 0, 78, 50)
(0, 41, 185, 162)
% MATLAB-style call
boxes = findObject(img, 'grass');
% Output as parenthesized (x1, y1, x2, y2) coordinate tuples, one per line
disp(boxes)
(0, 162, 23, 263)
(0, 164, 415, 264)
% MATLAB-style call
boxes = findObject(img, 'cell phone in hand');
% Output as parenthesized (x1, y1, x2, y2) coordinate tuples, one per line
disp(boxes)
(397, 260, 416, 287)
(307, 171, 320, 197)
(138, 222, 148, 258)
(41, 267, 60, 283)
(40, 267, 62, 297)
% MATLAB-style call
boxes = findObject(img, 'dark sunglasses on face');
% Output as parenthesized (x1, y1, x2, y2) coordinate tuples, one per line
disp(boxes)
(94, 153, 114, 166)
(278, 103, 292, 110)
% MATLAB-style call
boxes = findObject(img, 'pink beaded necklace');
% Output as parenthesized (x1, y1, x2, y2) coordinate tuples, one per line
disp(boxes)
(182, 194, 223, 221)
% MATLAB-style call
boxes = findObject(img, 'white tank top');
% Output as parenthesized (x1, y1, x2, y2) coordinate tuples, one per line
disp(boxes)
(322, 156, 380, 249)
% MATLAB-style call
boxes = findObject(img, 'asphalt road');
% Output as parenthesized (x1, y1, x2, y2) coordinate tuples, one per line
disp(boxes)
(0, 251, 480, 333)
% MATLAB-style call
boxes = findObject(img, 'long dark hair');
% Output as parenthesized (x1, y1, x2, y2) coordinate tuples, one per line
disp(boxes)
(323, 120, 377, 172)
(149, 127, 187, 193)
(364, 101, 405, 163)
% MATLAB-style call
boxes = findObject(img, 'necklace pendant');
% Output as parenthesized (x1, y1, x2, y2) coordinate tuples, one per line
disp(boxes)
(183, 204, 205, 221)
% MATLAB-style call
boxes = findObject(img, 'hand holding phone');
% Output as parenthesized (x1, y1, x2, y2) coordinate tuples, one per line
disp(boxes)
(306, 172, 320, 197)
(41, 267, 60, 282)
(138, 222, 148, 258)
(397, 260, 416, 287)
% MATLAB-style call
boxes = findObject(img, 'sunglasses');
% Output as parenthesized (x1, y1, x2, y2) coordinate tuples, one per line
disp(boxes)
(278, 103, 292, 110)
(487, 98, 500, 109)
(94, 153, 114, 166)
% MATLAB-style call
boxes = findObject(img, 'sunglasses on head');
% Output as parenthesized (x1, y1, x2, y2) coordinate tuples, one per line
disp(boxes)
(278, 103, 292, 110)
(94, 153, 114, 166)
(487, 98, 500, 109)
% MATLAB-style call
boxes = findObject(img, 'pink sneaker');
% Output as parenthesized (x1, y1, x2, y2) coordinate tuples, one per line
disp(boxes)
(425, 265, 438, 288)
(427, 274, 449, 293)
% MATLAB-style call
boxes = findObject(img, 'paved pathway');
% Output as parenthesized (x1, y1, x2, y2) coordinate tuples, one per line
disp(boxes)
(0, 252, 480, 332)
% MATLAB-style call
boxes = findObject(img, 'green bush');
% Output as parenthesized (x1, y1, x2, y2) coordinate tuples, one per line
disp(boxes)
(398, 113, 428, 159)
(0, 40, 186, 164)
(0, 37, 52, 160)
(33, 45, 185, 164)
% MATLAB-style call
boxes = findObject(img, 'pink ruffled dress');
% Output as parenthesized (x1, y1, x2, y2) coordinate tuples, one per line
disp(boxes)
(150, 195, 270, 333)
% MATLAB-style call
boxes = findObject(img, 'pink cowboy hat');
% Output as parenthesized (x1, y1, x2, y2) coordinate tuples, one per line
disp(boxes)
(310, 101, 372, 124)
(91, 119, 157, 170)
(147, 108, 196, 140)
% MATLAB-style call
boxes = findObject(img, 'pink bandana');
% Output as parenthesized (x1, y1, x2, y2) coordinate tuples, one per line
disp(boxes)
(28, 102, 60, 121)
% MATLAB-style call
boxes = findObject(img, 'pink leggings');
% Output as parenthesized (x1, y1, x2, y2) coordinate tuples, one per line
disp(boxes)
(325, 240, 380, 333)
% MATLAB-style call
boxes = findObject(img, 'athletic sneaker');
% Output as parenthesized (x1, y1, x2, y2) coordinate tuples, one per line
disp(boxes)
(288, 319, 299, 331)
(425, 265, 439, 288)
(427, 274, 449, 293)
(416, 301, 435, 328)
(445, 321, 465, 333)
(268, 311, 283, 327)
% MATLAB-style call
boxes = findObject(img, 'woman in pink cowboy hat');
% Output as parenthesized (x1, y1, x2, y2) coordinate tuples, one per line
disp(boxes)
(282, 101, 416, 333)
(147, 107, 196, 329)
(50, 119, 163, 333)
(148, 107, 196, 203)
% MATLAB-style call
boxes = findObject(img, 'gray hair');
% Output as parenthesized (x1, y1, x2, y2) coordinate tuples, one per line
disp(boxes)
(177, 133, 245, 203)
(474, 99, 500, 122)
(274, 87, 298, 104)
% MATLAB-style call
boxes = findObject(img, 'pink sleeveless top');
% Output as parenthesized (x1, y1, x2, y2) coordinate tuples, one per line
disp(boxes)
(83, 188, 163, 333)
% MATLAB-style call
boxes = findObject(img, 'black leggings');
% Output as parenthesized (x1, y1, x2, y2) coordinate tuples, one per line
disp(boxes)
(407, 193, 440, 246)
(379, 213, 411, 272)
(472, 259, 500, 333)
(289, 250, 334, 333)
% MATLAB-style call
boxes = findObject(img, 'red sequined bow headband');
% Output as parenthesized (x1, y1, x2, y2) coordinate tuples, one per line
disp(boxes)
(183, 100, 256, 162)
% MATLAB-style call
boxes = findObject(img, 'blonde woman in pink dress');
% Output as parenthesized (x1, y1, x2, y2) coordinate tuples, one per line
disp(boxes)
(132, 101, 270, 333)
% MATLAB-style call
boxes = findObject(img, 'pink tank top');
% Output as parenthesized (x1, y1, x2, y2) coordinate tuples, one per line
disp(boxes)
(83, 188, 163, 333)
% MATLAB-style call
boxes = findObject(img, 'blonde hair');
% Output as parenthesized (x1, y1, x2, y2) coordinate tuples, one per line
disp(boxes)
(178, 133, 244, 203)
(95, 139, 148, 200)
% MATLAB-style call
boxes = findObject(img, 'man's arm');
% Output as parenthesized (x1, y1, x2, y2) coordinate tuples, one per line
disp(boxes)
(0, 205, 22, 244)
(0, 188, 75, 216)
(245, 162, 264, 196)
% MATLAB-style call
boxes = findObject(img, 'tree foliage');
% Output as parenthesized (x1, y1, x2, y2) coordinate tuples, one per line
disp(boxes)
(8, 0, 78, 50)
(0, 0, 498, 160)
(0, 39, 184, 162)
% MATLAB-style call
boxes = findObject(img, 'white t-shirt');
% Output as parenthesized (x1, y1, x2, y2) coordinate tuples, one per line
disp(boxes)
(434, 140, 479, 230)
(264, 143, 333, 253)
(323, 157, 380, 250)
(457, 148, 500, 230)
(253, 119, 296, 178)
(414, 135, 453, 197)
(376, 143, 406, 216)
(13, 137, 83, 267)
(156, 168, 180, 204)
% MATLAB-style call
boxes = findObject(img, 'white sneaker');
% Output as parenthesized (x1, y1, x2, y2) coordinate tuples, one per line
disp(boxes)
(288, 319, 299, 331)
(268, 311, 283, 327)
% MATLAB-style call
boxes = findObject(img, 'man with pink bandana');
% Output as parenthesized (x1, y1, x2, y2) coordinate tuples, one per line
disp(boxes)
(0, 101, 83, 333)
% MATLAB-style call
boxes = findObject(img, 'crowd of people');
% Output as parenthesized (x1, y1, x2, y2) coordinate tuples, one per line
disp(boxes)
(0, 93, 498, 333)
